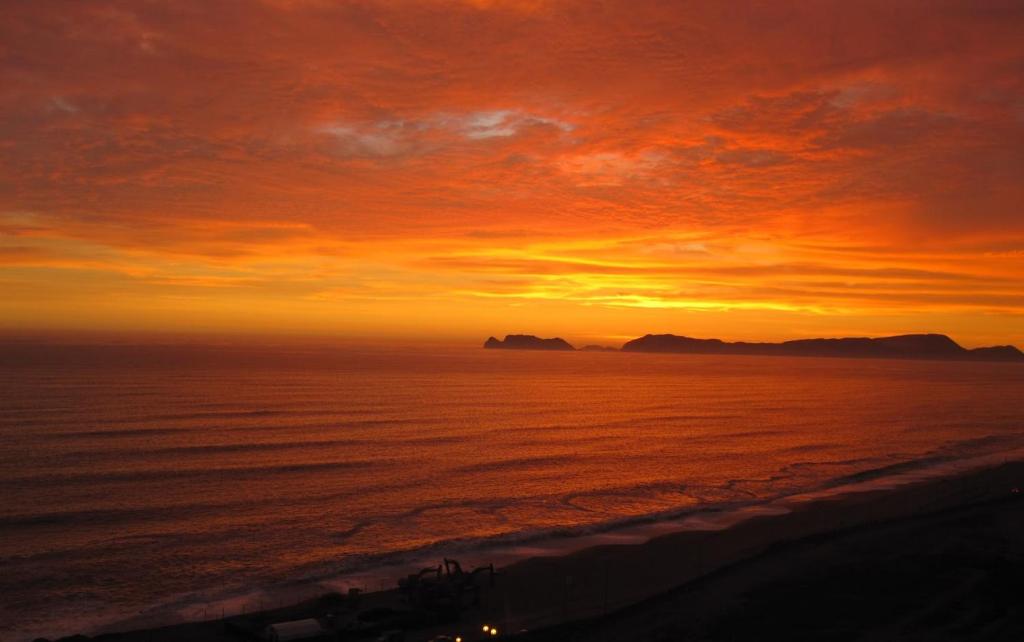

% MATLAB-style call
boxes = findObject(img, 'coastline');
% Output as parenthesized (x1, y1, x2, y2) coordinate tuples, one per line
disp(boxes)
(43, 455, 1024, 642)
(508, 460, 1024, 641)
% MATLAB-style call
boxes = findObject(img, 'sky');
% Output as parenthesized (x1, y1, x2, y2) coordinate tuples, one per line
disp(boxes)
(1, 0, 1023, 347)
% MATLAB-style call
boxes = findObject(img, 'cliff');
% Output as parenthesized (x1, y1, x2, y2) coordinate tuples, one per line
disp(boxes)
(483, 335, 576, 351)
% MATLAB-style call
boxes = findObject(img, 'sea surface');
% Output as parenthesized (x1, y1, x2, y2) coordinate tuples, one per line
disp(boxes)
(2, 342, 1023, 640)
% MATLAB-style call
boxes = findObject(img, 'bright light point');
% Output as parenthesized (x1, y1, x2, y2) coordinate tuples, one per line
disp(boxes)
(482, 625, 490, 632)
(490, 629, 498, 636)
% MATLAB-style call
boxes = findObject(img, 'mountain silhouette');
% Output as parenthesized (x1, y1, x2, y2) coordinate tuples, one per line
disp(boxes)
(484, 335, 576, 351)
(620, 333, 1023, 362)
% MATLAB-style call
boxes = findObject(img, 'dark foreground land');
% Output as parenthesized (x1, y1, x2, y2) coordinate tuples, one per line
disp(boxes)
(513, 470, 1024, 642)
(47, 461, 1024, 642)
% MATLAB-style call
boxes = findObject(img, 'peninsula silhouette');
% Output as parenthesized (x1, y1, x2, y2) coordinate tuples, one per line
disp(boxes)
(621, 333, 1024, 362)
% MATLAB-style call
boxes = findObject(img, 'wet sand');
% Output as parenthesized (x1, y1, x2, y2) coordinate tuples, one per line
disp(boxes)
(48, 460, 1024, 642)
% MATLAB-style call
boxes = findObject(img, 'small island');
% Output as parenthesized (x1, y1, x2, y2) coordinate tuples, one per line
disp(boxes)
(483, 335, 576, 351)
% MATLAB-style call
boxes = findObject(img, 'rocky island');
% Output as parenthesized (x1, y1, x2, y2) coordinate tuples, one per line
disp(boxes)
(483, 335, 576, 351)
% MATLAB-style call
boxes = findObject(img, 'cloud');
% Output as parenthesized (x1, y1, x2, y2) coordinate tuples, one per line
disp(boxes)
(316, 110, 574, 159)
(1, 0, 1022, 342)
(319, 122, 410, 158)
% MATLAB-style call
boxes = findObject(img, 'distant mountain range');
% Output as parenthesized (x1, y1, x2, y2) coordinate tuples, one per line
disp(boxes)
(622, 333, 1024, 361)
(484, 333, 1024, 362)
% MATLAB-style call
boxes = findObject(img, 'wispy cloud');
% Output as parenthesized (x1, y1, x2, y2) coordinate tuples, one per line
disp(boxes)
(317, 110, 574, 158)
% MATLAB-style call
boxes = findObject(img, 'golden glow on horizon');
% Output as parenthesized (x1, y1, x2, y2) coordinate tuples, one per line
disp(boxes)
(1, 1, 1023, 346)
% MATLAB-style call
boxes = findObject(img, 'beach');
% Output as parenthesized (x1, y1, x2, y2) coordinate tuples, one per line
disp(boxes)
(50, 457, 1024, 642)
(503, 459, 1024, 641)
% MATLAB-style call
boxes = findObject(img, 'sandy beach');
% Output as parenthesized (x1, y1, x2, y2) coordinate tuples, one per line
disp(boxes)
(43, 458, 1024, 642)
(504, 461, 1024, 641)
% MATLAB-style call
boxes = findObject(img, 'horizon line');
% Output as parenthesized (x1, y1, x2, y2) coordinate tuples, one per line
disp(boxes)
(0, 327, 1018, 351)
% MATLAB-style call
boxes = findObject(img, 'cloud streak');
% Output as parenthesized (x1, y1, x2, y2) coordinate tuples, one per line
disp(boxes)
(0, 0, 1022, 343)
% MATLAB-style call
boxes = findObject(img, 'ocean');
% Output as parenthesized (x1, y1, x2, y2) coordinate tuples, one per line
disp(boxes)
(2, 342, 1022, 640)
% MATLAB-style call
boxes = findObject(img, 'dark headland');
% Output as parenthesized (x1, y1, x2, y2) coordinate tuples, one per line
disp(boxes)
(483, 332, 1023, 362)
(484, 335, 576, 351)
(621, 333, 1024, 362)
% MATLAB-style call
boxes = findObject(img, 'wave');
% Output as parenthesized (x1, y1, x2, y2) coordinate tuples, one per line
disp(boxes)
(6, 458, 395, 487)
(48, 417, 426, 439)
(48, 427, 194, 438)
(57, 437, 373, 459)
(11, 433, 1019, 541)
(290, 448, 1024, 588)
(12, 443, 1023, 642)
(481, 414, 747, 436)
(453, 454, 572, 473)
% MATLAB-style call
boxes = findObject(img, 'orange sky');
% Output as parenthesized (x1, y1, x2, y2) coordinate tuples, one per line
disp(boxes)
(1, 1, 1023, 346)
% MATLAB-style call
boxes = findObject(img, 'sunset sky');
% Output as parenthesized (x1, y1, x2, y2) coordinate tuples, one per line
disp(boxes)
(2, 1, 1023, 346)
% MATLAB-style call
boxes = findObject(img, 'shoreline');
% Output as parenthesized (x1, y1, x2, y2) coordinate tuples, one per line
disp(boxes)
(508, 462, 1024, 640)
(456, 455, 1024, 639)
(40, 454, 1024, 642)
